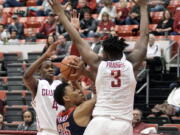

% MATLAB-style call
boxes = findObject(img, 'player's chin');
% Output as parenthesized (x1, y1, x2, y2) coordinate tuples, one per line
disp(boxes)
(45, 74, 54, 79)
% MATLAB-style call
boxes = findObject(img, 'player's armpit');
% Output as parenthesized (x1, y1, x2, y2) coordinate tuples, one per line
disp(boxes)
(73, 96, 96, 127)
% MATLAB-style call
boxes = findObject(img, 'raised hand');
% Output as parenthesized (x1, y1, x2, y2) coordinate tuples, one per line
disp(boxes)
(70, 10, 80, 30)
(44, 40, 61, 58)
(48, 0, 63, 14)
(68, 57, 86, 77)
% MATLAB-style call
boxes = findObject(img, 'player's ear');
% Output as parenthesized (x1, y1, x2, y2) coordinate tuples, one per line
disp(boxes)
(63, 95, 70, 102)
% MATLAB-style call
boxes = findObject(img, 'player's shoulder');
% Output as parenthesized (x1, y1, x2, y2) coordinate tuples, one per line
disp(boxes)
(58, 107, 75, 117)
(52, 79, 62, 87)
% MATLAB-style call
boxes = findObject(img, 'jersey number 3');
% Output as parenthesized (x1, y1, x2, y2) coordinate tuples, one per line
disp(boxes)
(111, 70, 121, 87)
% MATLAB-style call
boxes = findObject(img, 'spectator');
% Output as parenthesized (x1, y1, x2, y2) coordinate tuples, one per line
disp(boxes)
(8, 29, 19, 45)
(125, 5, 140, 25)
(115, 1, 129, 25)
(0, 113, 8, 130)
(96, 12, 116, 37)
(0, 5, 8, 26)
(133, 108, 157, 135)
(153, 10, 173, 36)
(0, 100, 5, 115)
(0, 24, 10, 45)
(98, 0, 117, 21)
(37, 0, 52, 16)
(50, 35, 72, 62)
(79, 10, 97, 37)
(77, 0, 91, 20)
(69, 0, 78, 9)
(96, 0, 104, 13)
(86, 0, 97, 12)
(7, 14, 24, 39)
(3, 0, 24, 7)
(151, 102, 176, 118)
(42, 34, 57, 54)
(91, 33, 102, 55)
(173, 8, 180, 35)
(25, 28, 37, 43)
(146, 34, 165, 73)
(17, 110, 36, 131)
(36, 0, 43, 6)
(56, 22, 68, 38)
(167, 77, 180, 115)
(169, 77, 180, 90)
(148, 0, 169, 12)
(56, 11, 71, 38)
(36, 12, 56, 39)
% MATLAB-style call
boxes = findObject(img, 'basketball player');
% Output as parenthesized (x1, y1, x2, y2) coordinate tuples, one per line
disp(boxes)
(23, 41, 65, 135)
(54, 81, 96, 135)
(49, 0, 149, 135)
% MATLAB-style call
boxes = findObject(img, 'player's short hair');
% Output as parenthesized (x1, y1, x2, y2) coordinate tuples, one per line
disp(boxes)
(102, 36, 128, 58)
(54, 82, 69, 106)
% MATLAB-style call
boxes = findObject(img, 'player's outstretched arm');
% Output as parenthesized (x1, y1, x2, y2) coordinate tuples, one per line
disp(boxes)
(23, 41, 60, 98)
(127, 0, 149, 71)
(73, 95, 96, 127)
(48, 0, 100, 71)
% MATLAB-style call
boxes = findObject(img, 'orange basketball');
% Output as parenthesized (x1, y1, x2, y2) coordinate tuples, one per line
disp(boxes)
(59, 55, 81, 81)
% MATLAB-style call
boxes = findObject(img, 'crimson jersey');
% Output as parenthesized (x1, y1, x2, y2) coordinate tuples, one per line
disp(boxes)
(56, 107, 86, 135)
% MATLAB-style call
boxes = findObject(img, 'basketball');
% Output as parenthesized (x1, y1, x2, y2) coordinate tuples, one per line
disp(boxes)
(59, 55, 81, 81)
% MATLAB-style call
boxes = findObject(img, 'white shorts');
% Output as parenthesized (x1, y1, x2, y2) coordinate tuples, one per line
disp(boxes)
(37, 129, 59, 135)
(83, 116, 133, 135)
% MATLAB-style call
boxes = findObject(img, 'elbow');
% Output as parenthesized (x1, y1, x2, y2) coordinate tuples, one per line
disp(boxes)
(23, 71, 30, 81)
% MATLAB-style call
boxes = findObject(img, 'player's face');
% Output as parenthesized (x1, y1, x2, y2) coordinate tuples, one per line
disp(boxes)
(65, 85, 85, 106)
(40, 61, 54, 80)
(23, 111, 33, 123)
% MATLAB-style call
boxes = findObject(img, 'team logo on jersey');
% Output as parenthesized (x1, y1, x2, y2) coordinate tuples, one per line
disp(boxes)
(42, 88, 54, 96)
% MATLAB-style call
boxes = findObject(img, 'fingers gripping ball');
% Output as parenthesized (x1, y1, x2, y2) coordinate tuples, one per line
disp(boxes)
(60, 55, 81, 81)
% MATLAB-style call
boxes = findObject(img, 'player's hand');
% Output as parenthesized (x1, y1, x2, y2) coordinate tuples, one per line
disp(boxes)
(44, 40, 61, 58)
(132, 0, 147, 6)
(62, 2, 71, 10)
(67, 57, 86, 77)
(71, 10, 80, 30)
(48, 0, 64, 14)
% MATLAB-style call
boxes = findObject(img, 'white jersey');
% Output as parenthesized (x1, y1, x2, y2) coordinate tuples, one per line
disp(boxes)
(93, 58, 136, 121)
(32, 79, 64, 133)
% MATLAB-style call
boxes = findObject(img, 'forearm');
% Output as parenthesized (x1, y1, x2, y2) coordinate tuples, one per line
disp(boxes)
(127, 4, 149, 68)
(139, 6, 149, 37)
(162, 27, 172, 32)
(135, 5, 149, 59)
(82, 68, 96, 82)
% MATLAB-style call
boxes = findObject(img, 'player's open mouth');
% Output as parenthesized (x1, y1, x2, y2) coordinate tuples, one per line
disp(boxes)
(48, 72, 54, 75)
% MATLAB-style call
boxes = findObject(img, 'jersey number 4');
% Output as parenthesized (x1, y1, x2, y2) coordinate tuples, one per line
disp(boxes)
(52, 100, 58, 110)
(111, 70, 121, 87)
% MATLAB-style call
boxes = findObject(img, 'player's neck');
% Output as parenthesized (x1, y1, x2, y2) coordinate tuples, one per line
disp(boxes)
(65, 103, 76, 111)
(43, 78, 53, 84)
(105, 56, 122, 61)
